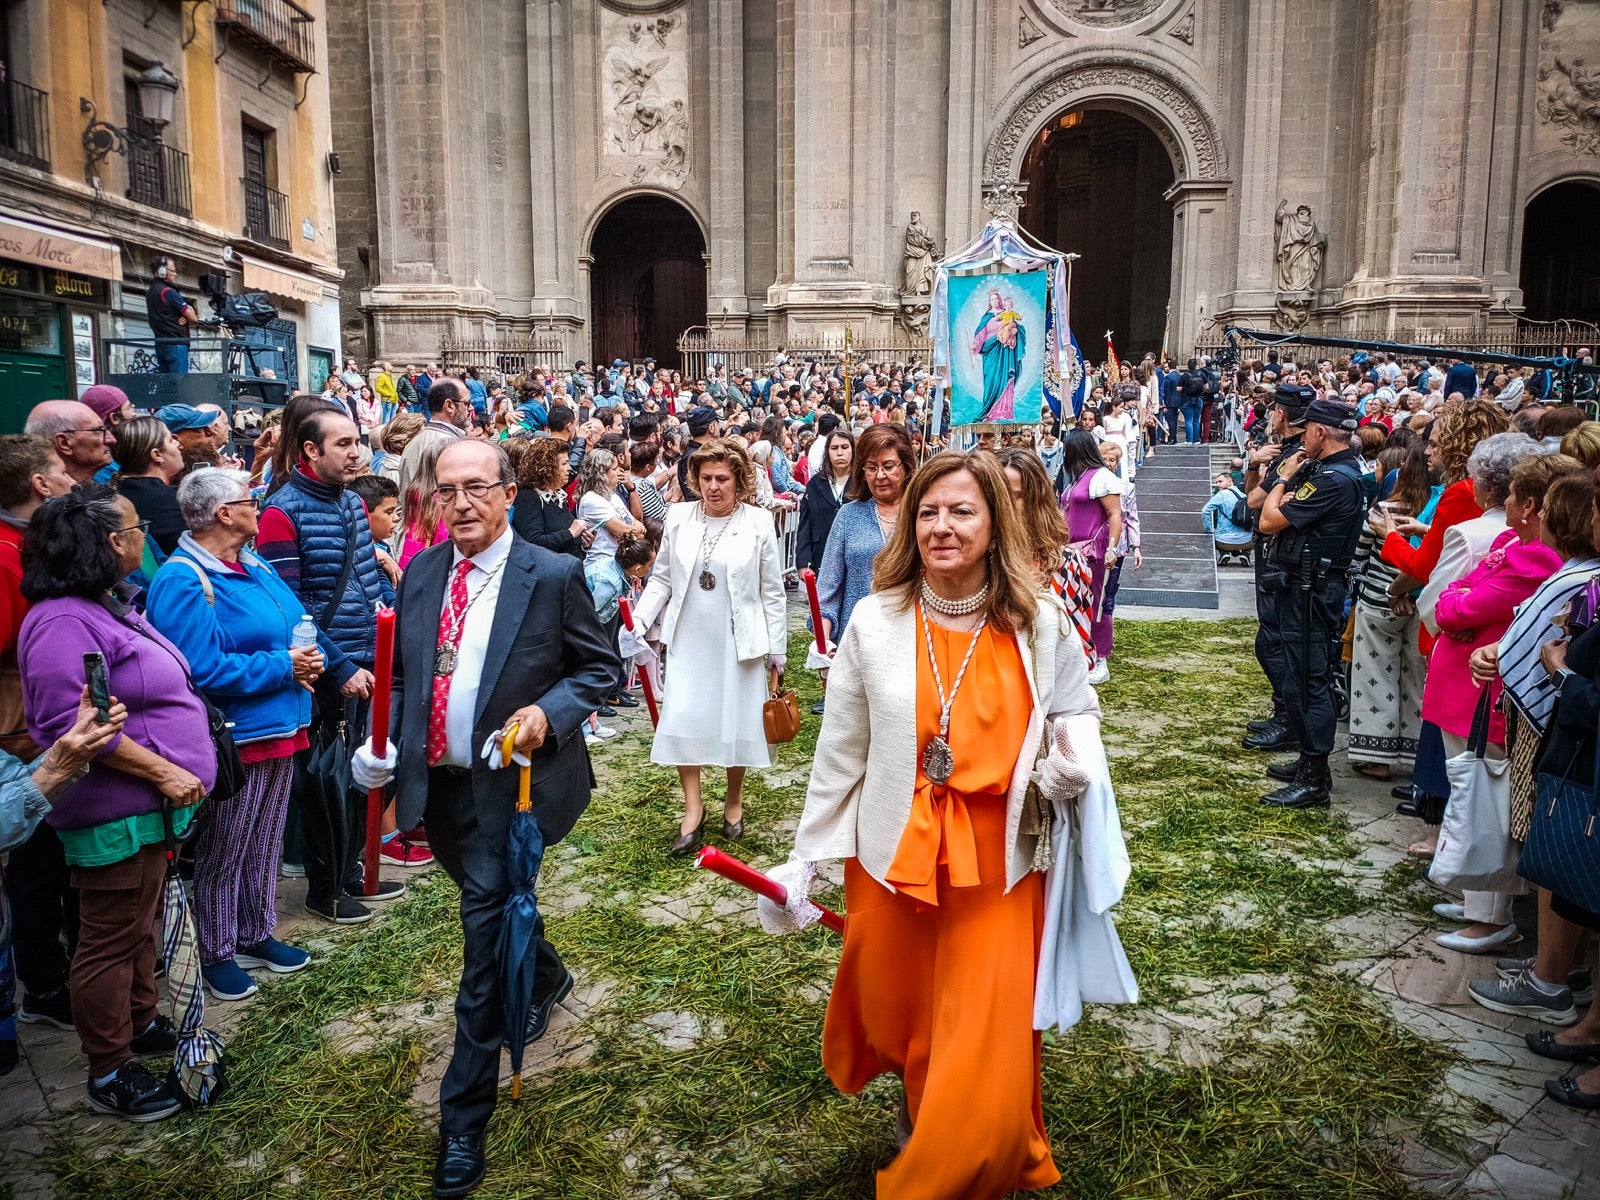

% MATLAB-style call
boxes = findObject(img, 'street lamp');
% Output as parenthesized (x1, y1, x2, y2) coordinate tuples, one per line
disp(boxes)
(80, 62, 182, 170)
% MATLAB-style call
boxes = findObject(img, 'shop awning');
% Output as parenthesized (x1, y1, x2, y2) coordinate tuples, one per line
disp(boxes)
(0, 212, 120, 281)
(240, 254, 327, 305)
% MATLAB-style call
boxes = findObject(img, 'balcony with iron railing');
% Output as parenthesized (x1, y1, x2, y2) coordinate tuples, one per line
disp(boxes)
(0, 79, 51, 172)
(241, 177, 290, 250)
(126, 125, 193, 218)
(215, 0, 316, 74)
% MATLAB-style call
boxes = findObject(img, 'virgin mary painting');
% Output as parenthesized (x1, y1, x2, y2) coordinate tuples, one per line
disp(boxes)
(972, 288, 1027, 421)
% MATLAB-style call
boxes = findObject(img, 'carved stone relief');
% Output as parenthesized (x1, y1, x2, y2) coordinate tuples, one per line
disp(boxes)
(1169, 9, 1195, 45)
(1536, 1, 1600, 155)
(1272, 296, 1310, 332)
(1056, 0, 1164, 29)
(600, 5, 690, 183)
(1019, 11, 1045, 47)
(985, 61, 1227, 181)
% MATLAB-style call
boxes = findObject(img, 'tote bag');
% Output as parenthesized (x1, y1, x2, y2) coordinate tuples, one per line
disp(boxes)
(1432, 689, 1521, 893)
(1522, 708, 1600, 915)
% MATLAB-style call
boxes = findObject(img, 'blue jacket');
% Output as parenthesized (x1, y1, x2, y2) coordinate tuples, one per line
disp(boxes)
(1160, 369, 1182, 408)
(516, 399, 549, 431)
(1200, 487, 1253, 546)
(1444, 362, 1479, 398)
(145, 534, 315, 745)
(259, 471, 395, 681)
(466, 377, 489, 411)
(0, 750, 49, 853)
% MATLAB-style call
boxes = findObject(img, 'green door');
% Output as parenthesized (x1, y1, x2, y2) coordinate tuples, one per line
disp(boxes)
(0, 351, 68, 434)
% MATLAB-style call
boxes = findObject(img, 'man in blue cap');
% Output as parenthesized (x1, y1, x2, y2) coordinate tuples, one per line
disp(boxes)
(1254, 396, 1365, 809)
(154, 404, 230, 475)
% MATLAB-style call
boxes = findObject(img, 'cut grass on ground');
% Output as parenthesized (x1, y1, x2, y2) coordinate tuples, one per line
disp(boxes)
(41, 620, 1465, 1199)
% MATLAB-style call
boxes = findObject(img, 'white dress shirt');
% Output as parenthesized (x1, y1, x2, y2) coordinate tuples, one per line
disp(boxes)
(439, 526, 513, 767)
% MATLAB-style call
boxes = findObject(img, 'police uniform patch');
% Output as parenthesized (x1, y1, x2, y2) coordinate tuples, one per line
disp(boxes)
(1294, 482, 1317, 500)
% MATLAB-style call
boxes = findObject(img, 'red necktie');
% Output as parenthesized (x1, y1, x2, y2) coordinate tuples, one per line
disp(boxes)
(426, 560, 474, 766)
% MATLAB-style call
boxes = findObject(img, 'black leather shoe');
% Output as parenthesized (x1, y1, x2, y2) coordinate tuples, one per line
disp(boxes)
(518, 967, 575, 1047)
(1265, 756, 1304, 783)
(1390, 784, 1414, 801)
(1261, 757, 1331, 809)
(611, 693, 641, 709)
(1245, 717, 1279, 734)
(432, 1132, 486, 1198)
(1394, 799, 1422, 818)
(1242, 721, 1300, 752)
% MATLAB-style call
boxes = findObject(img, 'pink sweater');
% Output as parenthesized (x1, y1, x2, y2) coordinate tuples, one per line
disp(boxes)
(1423, 529, 1563, 742)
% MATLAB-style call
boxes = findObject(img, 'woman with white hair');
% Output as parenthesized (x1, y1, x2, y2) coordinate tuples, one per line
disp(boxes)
(146, 469, 326, 1001)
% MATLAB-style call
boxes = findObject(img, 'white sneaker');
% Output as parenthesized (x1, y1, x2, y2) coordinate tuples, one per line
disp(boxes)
(1086, 662, 1111, 685)
(592, 724, 619, 739)
(584, 732, 602, 747)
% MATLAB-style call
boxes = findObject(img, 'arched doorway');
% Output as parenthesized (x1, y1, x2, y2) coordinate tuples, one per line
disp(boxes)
(589, 195, 706, 370)
(1019, 108, 1176, 358)
(1519, 181, 1600, 325)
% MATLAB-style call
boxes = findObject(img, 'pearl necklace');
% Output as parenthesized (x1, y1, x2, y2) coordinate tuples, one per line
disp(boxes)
(919, 575, 990, 617)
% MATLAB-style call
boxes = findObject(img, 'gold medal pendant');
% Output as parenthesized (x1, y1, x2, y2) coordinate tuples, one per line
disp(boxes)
(921, 735, 954, 784)
(434, 644, 457, 676)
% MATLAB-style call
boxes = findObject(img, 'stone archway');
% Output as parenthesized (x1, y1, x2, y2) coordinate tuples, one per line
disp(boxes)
(587, 193, 707, 370)
(1519, 180, 1600, 324)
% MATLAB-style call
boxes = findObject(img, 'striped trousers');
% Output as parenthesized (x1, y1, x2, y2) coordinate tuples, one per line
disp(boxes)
(193, 755, 296, 966)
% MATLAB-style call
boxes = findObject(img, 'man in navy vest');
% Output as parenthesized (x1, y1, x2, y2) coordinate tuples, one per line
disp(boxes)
(258, 410, 398, 923)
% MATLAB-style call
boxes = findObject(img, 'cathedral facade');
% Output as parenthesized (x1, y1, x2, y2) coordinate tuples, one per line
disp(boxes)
(327, 0, 1600, 368)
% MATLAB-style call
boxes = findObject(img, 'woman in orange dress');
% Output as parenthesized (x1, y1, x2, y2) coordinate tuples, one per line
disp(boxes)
(763, 451, 1101, 1199)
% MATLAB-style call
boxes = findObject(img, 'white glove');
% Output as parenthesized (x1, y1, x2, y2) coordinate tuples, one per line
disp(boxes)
(768, 654, 788, 675)
(757, 859, 824, 935)
(617, 624, 651, 663)
(1037, 717, 1090, 804)
(351, 739, 397, 790)
(804, 641, 837, 672)
(479, 730, 532, 770)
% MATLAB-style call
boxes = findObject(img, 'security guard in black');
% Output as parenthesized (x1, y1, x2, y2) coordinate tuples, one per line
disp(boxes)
(1254, 397, 1365, 809)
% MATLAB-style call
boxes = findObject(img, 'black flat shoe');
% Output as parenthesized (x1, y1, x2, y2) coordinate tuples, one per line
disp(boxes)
(432, 1132, 486, 1198)
(1394, 799, 1422, 818)
(721, 817, 745, 840)
(1545, 1075, 1600, 1109)
(1527, 1031, 1600, 1063)
(670, 817, 706, 857)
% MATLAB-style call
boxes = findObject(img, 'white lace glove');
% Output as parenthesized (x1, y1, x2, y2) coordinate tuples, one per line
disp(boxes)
(351, 739, 397, 790)
(756, 859, 824, 935)
(804, 641, 837, 672)
(1038, 717, 1091, 804)
(478, 730, 532, 770)
(768, 654, 788, 674)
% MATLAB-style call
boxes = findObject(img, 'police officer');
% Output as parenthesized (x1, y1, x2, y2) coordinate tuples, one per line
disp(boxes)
(1255, 398, 1366, 808)
(1241, 383, 1313, 751)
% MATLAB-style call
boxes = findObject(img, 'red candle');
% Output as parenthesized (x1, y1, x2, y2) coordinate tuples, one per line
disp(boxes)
(802, 568, 827, 654)
(363, 607, 397, 896)
(695, 845, 844, 933)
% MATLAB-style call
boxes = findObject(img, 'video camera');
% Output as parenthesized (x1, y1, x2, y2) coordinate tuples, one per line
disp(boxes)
(198, 271, 279, 329)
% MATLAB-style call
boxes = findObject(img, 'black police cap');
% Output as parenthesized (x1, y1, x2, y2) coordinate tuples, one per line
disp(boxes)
(1273, 383, 1315, 417)
(1304, 398, 1359, 431)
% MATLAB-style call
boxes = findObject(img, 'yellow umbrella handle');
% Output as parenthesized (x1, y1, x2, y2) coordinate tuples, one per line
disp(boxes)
(500, 724, 532, 813)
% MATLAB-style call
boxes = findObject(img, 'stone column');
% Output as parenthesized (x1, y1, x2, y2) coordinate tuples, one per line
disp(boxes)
(1223, 0, 1288, 321)
(943, 0, 984, 247)
(526, 0, 581, 328)
(1166, 181, 1230, 353)
(708, 0, 749, 322)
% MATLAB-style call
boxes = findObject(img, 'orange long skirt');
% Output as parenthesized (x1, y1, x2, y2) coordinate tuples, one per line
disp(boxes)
(821, 799, 1059, 1199)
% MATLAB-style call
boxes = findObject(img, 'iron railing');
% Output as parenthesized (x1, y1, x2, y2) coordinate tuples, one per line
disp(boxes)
(676, 326, 933, 383)
(440, 333, 569, 380)
(126, 137, 193, 218)
(215, 0, 316, 73)
(1192, 319, 1600, 367)
(0, 78, 51, 172)
(241, 177, 290, 249)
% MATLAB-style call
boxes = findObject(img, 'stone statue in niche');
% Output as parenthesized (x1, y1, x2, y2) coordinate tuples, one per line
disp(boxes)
(1274, 200, 1327, 293)
(601, 7, 689, 175)
(902, 212, 939, 295)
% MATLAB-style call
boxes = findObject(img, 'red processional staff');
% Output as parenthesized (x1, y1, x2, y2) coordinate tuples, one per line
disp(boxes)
(363, 607, 396, 896)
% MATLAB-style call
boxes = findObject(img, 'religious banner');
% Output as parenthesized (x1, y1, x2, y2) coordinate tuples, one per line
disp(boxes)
(931, 219, 1076, 431)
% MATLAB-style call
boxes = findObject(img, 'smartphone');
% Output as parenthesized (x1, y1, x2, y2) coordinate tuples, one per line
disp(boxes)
(84, 652, 110, 724)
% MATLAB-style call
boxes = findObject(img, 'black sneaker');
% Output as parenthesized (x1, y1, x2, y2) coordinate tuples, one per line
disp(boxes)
(354, 880, 405, 903)
(86, 1060, 182, 1122)
(130, 1014, 179, 1056)
(18, 986, 74, 1030)
(305, 895, 373, 924)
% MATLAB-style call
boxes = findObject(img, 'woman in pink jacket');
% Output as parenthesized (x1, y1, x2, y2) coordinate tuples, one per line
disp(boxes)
(1426, 452, 1570, 955)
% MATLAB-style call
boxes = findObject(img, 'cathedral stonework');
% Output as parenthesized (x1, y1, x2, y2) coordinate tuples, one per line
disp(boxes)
(327, 0, 1600, 365)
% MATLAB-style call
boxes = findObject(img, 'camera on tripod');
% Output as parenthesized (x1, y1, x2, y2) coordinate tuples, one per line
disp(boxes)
(198, 271, 279, 329)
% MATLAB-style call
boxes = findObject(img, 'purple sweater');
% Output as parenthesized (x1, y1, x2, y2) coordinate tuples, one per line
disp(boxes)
(19, 595, 217, 831)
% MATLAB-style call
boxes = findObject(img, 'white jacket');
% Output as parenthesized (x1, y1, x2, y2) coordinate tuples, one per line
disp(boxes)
(792, 589, 1101, 893)
(633, 502, 787, 664)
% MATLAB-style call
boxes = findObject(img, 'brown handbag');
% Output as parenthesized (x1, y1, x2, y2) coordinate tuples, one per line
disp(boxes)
(763, 667, 801, 744)
(0, 651, 40, 763)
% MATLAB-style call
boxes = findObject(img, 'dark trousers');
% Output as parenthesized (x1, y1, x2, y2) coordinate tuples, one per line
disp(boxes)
(1104, 559, 1125, 617)
(2, 821, 77, 998)
(298, 678, 371, 906)
(1163, 406, 1181, 444)
(603, 611, 628, 698)
(1279, 577, 1346, 757)
(70, 843, 164, 1077)
(425, 768, 565, 1138)
(1200, 400, 1215, 442)
(1254, 577, 1286, 718)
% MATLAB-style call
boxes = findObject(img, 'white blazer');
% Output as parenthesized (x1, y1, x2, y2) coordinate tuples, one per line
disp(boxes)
(634, 502, 787, 664)
(792, 589, 1102, 893)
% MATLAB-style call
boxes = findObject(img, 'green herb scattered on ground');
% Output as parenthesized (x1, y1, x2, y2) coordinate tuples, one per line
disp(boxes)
(40, 620, 1464, 1199)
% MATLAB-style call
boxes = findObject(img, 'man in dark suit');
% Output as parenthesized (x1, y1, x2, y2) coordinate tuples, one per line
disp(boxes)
(353, 438, 616, 1198)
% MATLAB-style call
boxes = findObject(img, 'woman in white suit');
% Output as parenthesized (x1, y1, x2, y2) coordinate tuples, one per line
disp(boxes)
(633, 437, 788, 854)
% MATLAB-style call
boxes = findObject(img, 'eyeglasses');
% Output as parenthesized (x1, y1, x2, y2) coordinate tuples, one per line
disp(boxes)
(115, 519, 151, 536)
(74, 425, 111, 438)
(220, 496, 261, 511)
(862, 462, 904, 476)
(433, 481, 509, 503)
